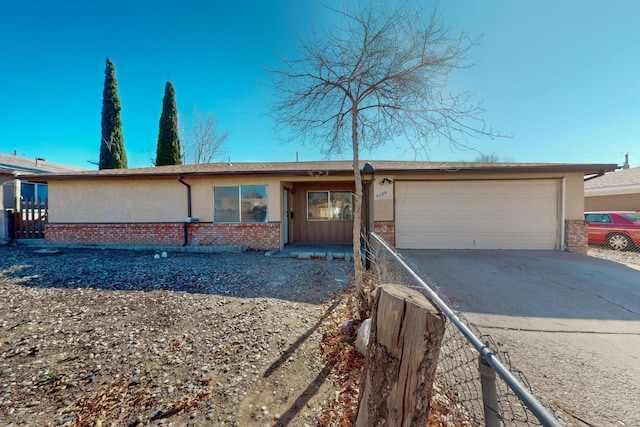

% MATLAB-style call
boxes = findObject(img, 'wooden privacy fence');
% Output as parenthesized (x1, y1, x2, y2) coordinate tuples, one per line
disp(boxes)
(10, 197, 48, 239)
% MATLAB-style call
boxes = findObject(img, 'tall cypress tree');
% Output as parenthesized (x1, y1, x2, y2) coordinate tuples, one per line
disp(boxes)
(99, 58, 128, 169)
(155, 81, 182, 166)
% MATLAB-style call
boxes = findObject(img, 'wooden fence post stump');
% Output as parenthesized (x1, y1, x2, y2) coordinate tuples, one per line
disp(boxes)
(356, 284, 446, 427)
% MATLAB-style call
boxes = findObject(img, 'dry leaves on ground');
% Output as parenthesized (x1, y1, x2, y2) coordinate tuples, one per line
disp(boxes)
(316, 286, 473, 427)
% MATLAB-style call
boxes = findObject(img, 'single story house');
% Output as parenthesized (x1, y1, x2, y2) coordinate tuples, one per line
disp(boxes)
(18, 161, 616, 253)
(0, 152, 84, 240)
(585, 166, 640, 212)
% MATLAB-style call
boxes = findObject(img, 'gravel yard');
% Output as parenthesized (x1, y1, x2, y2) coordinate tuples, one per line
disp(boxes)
(587, 245, 640, 267)
(0, 246, 353, 427)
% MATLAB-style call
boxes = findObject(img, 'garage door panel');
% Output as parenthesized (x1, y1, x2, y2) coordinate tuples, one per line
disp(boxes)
(395, 180, 558, 249)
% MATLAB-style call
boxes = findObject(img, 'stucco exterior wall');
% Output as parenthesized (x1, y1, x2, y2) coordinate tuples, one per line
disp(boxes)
(563, 172, 586, 219)
(372, 178, 394, 221)
(48, 176, 285, 224)
(49, 178, 188, 223)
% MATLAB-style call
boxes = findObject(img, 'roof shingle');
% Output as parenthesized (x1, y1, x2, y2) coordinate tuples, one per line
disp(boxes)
(0, 152, 86, 175)
(584, 166, 640, 190)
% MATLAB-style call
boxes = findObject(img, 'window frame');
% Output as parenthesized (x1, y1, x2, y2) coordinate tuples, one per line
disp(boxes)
(20, 182, 48, 202)
(306, 190, 353, 221)
(213, 185, 268, 224)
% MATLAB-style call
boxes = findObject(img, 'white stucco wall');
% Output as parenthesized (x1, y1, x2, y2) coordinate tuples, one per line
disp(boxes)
(48, 176, 285, 224)
(563, 172, 586, 219)
(48, 178, 188, 223)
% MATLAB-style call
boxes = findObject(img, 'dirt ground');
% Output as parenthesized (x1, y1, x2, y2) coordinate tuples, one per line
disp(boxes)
(0, 245, 354, 427)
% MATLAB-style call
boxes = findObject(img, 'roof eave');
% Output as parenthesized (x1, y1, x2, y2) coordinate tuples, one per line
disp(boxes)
(16, 162, 619, 181)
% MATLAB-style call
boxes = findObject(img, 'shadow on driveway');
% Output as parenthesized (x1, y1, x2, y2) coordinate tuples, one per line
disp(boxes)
(400, 249, 640, 427)
(400, 249, 640, 323)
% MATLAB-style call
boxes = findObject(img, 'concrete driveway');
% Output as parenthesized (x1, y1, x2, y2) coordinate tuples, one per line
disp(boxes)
(401, 249, 640, 426)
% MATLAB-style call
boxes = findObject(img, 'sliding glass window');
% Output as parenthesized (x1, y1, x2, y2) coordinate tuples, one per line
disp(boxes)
(214, 185, 268, 223)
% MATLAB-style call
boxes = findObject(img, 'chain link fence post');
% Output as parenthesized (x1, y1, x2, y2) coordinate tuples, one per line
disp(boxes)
(479, 355, 501, 427)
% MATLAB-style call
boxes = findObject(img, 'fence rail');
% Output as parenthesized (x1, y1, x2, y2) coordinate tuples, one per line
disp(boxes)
(367, 232, 565, 426)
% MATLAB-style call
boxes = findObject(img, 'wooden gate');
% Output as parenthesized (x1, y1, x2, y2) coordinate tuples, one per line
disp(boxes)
(11, 197, 48, 239)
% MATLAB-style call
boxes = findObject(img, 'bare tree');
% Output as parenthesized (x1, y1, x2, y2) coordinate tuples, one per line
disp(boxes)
(269, 2, 502, 301)
(180, 106, 229, 164)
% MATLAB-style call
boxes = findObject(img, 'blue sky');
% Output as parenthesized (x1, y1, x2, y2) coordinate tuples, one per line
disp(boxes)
(1, 0, 638, 169)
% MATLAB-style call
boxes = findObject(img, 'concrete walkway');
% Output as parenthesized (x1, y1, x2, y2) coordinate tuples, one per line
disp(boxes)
(268, 243, 354, 261)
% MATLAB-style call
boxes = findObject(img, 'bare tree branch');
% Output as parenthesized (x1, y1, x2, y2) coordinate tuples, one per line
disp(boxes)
(267, 1, 507, 299)
(179, 106, 229, 164)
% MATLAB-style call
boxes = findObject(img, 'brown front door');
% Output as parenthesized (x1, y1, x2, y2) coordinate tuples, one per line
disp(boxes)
(292, 182, 355, 243)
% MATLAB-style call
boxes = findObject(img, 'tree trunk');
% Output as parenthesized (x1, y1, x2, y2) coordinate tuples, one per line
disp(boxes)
(351, 103, 364, 299)
(356, 284, 446, 427)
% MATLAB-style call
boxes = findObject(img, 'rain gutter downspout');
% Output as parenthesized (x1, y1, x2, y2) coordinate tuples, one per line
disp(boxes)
(583, 170, 607, 182)
(178, 176, 191, 246)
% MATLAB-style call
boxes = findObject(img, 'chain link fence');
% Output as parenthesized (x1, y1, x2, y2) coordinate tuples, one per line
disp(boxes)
(366, 233, 568, 427)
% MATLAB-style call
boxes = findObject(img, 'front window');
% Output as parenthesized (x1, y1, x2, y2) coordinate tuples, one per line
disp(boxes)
(214, 185, 268, 223)
(307, 191, 352, 221)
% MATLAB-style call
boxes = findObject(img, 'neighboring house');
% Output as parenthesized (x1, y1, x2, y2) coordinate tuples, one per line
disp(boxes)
(585, 166, 640, 212)
(18, 161, 616, 253)
(0, 152, 85, 240)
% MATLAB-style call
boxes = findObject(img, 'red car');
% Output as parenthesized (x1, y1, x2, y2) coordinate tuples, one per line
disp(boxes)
(584, 211, 640, 250)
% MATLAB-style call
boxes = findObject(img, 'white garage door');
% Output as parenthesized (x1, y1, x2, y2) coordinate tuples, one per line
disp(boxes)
(395, 180, 559, 249)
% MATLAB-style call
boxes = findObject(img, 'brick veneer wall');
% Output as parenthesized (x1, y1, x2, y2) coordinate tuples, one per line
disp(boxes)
(45, 222, 281, 250)
(565, 219, 588, 254)
(374, 221, 395, 247)
(188, 222, 280, 250)
(45, 223, 184, 246)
